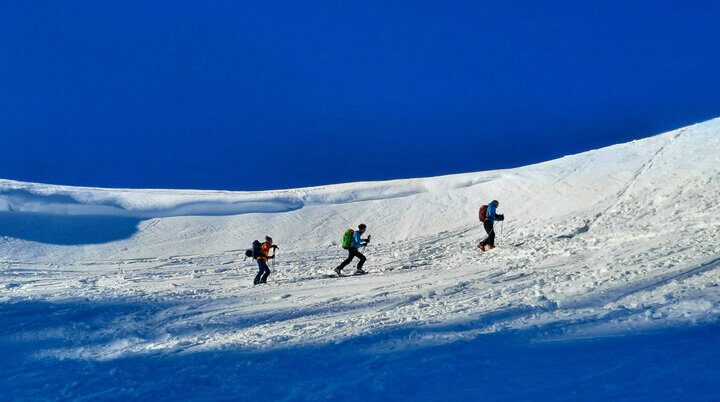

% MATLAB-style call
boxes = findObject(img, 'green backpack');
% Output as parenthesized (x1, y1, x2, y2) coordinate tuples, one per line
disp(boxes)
(341, 229, 354, 249)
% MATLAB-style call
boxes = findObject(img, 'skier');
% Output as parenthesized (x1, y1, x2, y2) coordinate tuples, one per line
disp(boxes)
(335, 224, 370, 275)
(254, 236, 278, 285)
(478, 200, 504, 251)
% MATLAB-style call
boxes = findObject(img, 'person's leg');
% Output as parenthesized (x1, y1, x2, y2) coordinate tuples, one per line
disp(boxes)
(337, 248, 356, 270)
(254, 260, 265, 285)
(355, 249, 367, 270)
(487, 221, 496, 247)
(259, 260, 270, 283)
(480, 220, 494, 246)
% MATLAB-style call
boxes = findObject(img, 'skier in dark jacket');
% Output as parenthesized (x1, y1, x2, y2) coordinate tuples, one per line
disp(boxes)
(254, 236, 277, 285)
(478, 200, 504, 251)
(335, 224, 370, 275)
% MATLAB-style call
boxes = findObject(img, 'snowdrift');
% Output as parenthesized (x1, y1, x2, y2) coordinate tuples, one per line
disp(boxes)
(2, 117, 718, 252)
(1, 117, 719, 365)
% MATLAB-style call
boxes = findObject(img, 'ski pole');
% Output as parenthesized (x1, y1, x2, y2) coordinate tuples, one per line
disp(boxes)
(499, 220, 504, 245)
(272, 249, 277, 282)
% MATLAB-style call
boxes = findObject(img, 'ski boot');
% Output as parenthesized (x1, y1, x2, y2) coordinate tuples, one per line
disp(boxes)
(334, 267, 343, 276)
(487, 245, 495, 250)
(354, 268, 367, 275)
(477, 244, 486, 252)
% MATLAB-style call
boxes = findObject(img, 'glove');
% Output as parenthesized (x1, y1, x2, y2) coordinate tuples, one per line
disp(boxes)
(498, 214, 505, 221)
(268, 255, 275, 259)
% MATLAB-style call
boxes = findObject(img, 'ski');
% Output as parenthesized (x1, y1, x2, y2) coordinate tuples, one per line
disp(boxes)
(333, 271, 367, 277)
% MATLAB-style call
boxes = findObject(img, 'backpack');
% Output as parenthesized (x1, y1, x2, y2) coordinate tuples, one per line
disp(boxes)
(479, 204, 488, 222)
(341, 229, 354, 249)
(251, 240, 262, 259)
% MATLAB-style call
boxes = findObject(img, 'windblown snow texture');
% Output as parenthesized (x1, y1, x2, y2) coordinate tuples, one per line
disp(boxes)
(2, 118, 720, 400)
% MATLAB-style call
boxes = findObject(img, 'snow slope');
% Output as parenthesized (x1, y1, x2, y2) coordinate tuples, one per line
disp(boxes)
(2, 117, 720, 399)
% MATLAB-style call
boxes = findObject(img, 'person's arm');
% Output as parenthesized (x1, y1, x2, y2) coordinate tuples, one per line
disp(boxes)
(487, 204, 497, 220)
(353, 231, 365, 248)
(262, 243, 273, 259)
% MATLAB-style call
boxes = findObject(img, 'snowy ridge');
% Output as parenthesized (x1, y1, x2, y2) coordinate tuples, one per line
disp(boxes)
(0, 169, 492, 218)
(1, 118, 720, 363)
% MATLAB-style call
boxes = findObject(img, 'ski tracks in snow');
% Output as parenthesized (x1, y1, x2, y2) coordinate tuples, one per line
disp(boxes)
(2, 119, 720, 360)
(4, 207, 719, 360)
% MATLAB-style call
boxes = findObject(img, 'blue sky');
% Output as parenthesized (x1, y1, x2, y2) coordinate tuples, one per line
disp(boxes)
(2, 1, 719, 190)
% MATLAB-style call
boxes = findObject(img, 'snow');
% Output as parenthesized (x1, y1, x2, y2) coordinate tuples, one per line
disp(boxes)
(2, 117, 720, 399)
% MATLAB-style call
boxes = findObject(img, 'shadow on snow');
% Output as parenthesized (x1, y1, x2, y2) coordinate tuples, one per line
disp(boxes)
(0, 212, 142, 245)
(1, 297, 719, 401)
